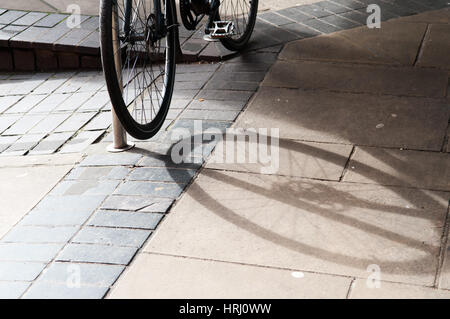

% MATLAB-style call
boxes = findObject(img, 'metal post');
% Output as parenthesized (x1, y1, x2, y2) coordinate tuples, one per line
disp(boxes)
(107, 3, 134, 153)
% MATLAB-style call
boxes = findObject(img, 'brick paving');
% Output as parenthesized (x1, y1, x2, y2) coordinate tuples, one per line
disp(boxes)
(0, 0, 449, 299)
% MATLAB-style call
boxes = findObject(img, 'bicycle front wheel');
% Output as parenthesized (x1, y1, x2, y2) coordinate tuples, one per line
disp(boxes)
(218, 0, 259, 51)
(100, 0, 177, 140)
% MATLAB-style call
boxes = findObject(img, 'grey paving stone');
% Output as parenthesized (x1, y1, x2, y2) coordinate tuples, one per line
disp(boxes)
(0, 10, 27, 25)
(0, 262, 46, 281)
(54, 27, 95, 50)
(128, 167, 196, 184)
(0, 95, 23, 114)
(205, 80, 260, 91)
(33, 195, 106, 214)
(176, 72, 213, 83)
(197, 89, 254, 102)
(58, 130, 104, 154)
(100, 196, 174, 212)
(57, 243, 138, 265)
(29, 132, 74, 155)
(211, 71, 266, 83)
(171, 89, 199, 100)
(276, 7, 313, 23)
(169, 99, 191, 109)
(187, 99, 245, 111)
(171, 118, 232, 132)
(28, 93, 70, 114)
(418, 0, 449, 9)
(23, 281, 108, 299)
(2, 115, 45, 135)
(50, 180, 120, 196)
(181, 109, 240, 121)
(38, 262, 124, 287)
(11, 12, 47, 26)
(32, 77, 70, 95)
(176, 63, 220, 74)
(0, 281, 30, 299)
(1, 226, 79, 244)
(1, 134, 45, 156)
(329, 0, 367, 9)
(0, 243, 64, 262)
(259, 12, 293, 26)
(66, 166, 130, 181)
(114, 181, 184, 198)
(382, 0, 426, 14)
(297, 4, 334, 18)
(88, 210, 164, 229)
(337, 10, 368, 25)
(356, 0, 402, 18)
(80, 153, 143, 167)
(174, 81, 205, 90)
(4, 94, 47, 114)
(53, 92, 94, 112)
(281, 22, 321, 37)
(19, 209, 93, 227)
(72, 227, 151, 247)
(319, 14, 361, 29)
(83, 112, 111, 131)
(79, 91, 110, 111)
(33, 13, 67, 28)
(0, 136, 19, 153)
(302, 18, 342, 33)
(28, 113, 71, 134)
(54, 112, 96, 132)
(315, 0, 352, 13)
(35, 18, 82, 48)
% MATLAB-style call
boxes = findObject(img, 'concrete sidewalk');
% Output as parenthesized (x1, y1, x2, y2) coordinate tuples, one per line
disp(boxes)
(109, 8, 450, 298)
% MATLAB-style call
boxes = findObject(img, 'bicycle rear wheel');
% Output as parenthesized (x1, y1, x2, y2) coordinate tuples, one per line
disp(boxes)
(100, 0, 177, 140)
(218, 0, 258, 51)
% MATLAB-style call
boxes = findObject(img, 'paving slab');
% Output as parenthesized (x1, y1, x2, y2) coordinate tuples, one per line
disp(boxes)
(349, 279, 450, 299)
(417, 24, 450, 69)
(22, 281, 108, 299)
(57, 243, 138, 265)
(88, 210, 163, 230)
(0, 281, 30, 299)
(37, 262, 124, 287)
(262, 60, 448, 98)
(0, 261, 46, 281)
(72, 227, 151, 248)
(236, 87, 448, 151)
(344, 147, 450, 191)
(207, 139, 352, 180)
(1, 226, 79, 244)
(109, 253, 352, 299)
(0, 243, 64, 262)
(279, 33, 399, 65)
(0, 161, 76, 238)
(336, 21, 428, 65)
(144, 170, 448, 286)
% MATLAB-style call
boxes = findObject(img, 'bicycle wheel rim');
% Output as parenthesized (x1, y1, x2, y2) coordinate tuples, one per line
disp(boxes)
(101, 0, 176, 139)
(218, 0, 258, 48)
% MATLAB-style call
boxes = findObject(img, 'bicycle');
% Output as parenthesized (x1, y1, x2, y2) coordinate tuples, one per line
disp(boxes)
(100, 0, 259, 140)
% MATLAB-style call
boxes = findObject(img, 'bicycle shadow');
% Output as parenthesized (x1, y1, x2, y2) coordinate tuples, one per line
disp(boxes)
(130, 131, 449, 278)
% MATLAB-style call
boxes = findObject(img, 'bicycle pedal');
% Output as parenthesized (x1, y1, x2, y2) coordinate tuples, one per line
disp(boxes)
(206, 21, 234, 39)
(203, 34, 219, 42)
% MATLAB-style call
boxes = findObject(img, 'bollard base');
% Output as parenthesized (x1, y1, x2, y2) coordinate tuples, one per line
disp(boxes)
(107, 142, 135, 153)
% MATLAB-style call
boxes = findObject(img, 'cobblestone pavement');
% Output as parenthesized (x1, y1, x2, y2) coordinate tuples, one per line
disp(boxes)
(0, 1, 449, 299)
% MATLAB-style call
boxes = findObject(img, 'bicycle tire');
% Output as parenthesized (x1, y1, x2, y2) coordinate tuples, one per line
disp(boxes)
(100, 0, 177, 140)
(218, 0, 258, 51)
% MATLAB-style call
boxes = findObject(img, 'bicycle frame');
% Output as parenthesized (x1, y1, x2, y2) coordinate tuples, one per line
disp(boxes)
(122, 0, 175, 40)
